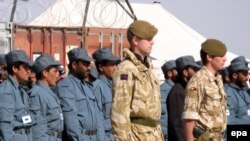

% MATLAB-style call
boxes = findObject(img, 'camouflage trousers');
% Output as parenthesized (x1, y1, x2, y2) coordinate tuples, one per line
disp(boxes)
(196, 130, 224, 141)
(126, 123, 164, 141)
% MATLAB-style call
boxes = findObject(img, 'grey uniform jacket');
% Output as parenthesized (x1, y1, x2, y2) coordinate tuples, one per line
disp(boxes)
(93, 75, 114, 141)
(226, 83, 250, 125)
(55, 74, 105, 141)
(160, 79, 174, 140)
(0, 76, 34, 141)
(30, 81, 64, 141)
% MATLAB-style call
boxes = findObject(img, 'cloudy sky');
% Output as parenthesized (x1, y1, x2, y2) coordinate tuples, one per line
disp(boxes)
(131, 0, 250, 59)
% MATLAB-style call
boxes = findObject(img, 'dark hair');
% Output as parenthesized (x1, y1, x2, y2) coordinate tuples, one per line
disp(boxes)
(6, 61, 23, 75)
(200, 49, 208, 65)
(36, 65, 57, 80)
(127, 29, 134, 44)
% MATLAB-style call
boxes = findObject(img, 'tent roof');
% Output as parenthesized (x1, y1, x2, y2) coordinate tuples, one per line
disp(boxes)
(1, 0, 240, 79)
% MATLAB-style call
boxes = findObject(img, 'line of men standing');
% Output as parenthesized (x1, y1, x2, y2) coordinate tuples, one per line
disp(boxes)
(160, 42, 250, 141)
(0, 46, 121, 141)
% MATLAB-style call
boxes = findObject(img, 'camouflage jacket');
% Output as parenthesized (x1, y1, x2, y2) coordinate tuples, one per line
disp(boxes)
(111, 48, 162, 141)
(182, 67, 227, 133)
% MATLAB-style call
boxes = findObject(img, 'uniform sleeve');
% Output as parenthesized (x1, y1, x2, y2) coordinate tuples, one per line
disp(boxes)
(31, 90, 49, 141)
(225, 87, 237, 125)
(95, 98, 105, 141)
(55, 83, 83, 141)
(94, 83, 104, 113)
(0, 89, 15, 141)
(182, 81, 201, 120)
(111, 69, 133, 141)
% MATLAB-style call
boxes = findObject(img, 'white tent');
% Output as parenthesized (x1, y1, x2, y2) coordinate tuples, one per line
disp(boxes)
(0, 0, 239, 79)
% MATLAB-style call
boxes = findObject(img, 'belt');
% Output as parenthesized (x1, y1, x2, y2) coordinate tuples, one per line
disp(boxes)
(14, 128, 30, 134)
(131, 118, 158, 127)
(84, 129, 97, 136)
(47, 130, 62, 138)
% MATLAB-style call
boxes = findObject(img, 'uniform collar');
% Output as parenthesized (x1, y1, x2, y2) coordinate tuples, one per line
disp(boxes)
(123, 48, 149, 72)
(99, 75, 112, 87)
(166, 79, 174, 87)
(202, 66, 222, 83)
(8, 75, 19, 89)
(37, 81, 55, 94)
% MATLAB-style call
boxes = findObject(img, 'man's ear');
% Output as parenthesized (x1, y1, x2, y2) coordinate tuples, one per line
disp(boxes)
(72, 61, 77, 70)
(12, 65, 18, 73)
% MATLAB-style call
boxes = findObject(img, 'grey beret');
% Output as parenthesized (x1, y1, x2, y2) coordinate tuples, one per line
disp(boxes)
(161, 60, 176, 73)
(33, 54, 60, 74)
(92, 48, 120, 63)
(68, 48, 94, 63)
(5, 50, 33, 66)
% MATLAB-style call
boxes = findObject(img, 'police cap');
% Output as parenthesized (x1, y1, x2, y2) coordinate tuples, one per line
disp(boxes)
(231, 56, 249, 65)
(33, 54, 60, 74)
(0, 54, 6, 66)
(5, 50, 33, 66)
(176, 55, 201, 71)
(161, 60, 176, 73)
(92, 48, 120, 63)
(228, 62, 250, 74)
(68, 48, 94, 63)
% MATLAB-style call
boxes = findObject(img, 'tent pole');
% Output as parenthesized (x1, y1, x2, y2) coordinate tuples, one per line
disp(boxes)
(125, 0, 137, 20)
(81, 0, 91, 48)
(114, 0, 135, 20)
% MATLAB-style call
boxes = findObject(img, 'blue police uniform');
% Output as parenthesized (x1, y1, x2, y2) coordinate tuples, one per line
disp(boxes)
(92, 47, 120, 141)
(0, 50, 34, 141)
(226, 61, 250, 125)
(226, 83, 250, 125)
(55, 74, 105, 141)
(94, 75, 114, 141)
(159, 60, 178, 140)
(160, 79, 174, 140)
(30, 81, 64, 141)
(29, 54, 63, 141)
(0, 76, 34, 141)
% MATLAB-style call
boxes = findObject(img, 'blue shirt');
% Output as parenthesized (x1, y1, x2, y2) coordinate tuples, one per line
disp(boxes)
(0, 76, 33, 141)
(55, 74, 105, 141)
(226, 83, 250, 125)
(30, 81, 64, 141)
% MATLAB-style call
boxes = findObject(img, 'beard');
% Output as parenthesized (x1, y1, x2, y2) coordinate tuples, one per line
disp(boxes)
(236, 78, 248, 88)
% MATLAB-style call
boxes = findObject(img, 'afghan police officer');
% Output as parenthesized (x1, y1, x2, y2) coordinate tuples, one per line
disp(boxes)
(30, 54, 63, 141)
(0, 54, 8, 83)
(55, 48, 105, 141)
(160, 60, 178, 141)
(226, 60, 250, 125)
(219, 67, 230, 90)
(0, 50, 34, 141)
(183, 39, 227, 141)
(92, 47, 120, 141)
(111, 20, 163, 141)
(167, 56, 201, 141)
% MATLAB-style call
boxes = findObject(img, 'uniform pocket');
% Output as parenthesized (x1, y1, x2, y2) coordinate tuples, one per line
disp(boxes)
(47, 103, 61, 121)
(0, 103, 14, 122)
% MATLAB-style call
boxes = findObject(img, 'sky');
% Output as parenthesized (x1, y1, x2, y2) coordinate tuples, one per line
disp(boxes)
(130, 0, 250, 59)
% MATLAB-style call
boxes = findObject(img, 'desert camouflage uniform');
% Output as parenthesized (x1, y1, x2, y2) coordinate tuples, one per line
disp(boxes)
(111, 48, 163, 141)
(182, 67, 227, 141)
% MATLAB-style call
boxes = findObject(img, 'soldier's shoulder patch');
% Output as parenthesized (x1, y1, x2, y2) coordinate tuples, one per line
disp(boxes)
(120, 74, 128, 80)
